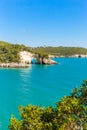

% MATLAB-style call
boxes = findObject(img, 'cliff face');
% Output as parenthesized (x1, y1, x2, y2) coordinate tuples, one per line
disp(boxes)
(19, 51, 33, 64)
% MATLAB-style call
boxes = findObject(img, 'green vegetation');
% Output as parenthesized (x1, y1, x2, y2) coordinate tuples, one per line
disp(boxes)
(33, 46, 87, 56)
(9, 80, 87, 130)
(0, 41, 31, 63)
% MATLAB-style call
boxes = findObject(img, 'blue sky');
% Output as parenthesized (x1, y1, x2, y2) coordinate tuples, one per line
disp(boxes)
(0, 0, 87, 47)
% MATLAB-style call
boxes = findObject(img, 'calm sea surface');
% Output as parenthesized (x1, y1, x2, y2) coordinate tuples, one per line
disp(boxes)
(0, 58, 87, 129)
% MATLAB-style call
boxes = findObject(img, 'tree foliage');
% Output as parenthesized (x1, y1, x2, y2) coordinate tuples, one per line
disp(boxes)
(9, 80, 87, 130)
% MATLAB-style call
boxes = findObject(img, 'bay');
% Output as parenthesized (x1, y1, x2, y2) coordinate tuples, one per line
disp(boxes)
(0, 58, 87, 129)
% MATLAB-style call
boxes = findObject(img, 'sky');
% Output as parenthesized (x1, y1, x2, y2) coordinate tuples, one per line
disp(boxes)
(0, 0, 87, 47)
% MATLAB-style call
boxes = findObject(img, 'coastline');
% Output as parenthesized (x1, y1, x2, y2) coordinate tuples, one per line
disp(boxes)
(0, 63, 30, 68)
(0, 54, 87, 68)
(50, 54, 87, 58)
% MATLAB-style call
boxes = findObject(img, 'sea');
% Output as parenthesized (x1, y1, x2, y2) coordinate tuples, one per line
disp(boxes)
(0, 58, 87, 129)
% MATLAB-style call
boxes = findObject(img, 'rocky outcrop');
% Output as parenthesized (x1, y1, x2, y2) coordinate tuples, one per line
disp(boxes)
(35, 57, 57, 65)
(43, 58, 57, 64)
(19, 51, 58, 65)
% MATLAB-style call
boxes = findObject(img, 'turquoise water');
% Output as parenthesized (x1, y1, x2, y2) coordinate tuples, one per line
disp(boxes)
(0, 58, 87, 129)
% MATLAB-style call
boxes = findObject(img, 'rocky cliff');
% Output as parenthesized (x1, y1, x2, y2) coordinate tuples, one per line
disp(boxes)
(35, 56, 57, 65)
(19, 51, 33, 64)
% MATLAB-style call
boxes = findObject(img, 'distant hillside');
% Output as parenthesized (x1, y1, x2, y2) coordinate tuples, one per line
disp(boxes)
(0, 41, 87, 63)
(32, 46, 87, 56)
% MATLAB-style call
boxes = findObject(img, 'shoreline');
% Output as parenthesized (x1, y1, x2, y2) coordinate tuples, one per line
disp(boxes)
(0, 55, 87, 68)
(0, 63, 30, 68)
(50, 54, 87, 58)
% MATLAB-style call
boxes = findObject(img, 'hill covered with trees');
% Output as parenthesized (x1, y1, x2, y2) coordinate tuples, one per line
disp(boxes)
(32, 46, 87, 57)
(9, 80, 87, 130)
